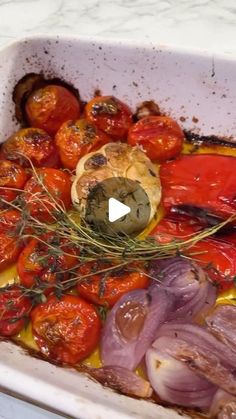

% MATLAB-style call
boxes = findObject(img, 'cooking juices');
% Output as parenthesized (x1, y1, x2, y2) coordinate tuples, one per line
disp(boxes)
(0, 74, 235, 418)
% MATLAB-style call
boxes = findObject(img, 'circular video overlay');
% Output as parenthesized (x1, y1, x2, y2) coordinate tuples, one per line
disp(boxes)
(85, 177, 151, 236)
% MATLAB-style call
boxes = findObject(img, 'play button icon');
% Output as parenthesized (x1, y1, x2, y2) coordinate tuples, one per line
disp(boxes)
(108, 198, 131, 222)
(85, 177, 151, 236)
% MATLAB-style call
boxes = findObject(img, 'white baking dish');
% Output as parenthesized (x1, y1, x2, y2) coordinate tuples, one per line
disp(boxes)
(0, 35, 235, 419)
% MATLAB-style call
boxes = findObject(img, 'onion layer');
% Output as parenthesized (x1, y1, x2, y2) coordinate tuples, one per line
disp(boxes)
(163, 336, 236, 396)
(206, 305, 236, 353)
(149, 257, 216, 320)
(146, 339, 216, 410)
(155, 321, 236, 369)
(101, 288, 173, 370)
(210, 390, 236, 419)
(79, 365, 152, 398)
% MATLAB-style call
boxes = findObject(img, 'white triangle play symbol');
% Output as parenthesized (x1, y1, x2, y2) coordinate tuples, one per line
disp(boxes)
(108, 197, 131, 223)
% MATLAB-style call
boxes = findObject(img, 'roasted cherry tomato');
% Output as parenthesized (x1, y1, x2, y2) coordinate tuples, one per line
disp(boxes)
(0, 159, 28, 205)
(160, 155, 236, 220)
(25, 85, 80, 136)
(0, 209, 22, 233)
(24, 168, 72, 223)
(0, 286, 32, 336)
(55, 119, 110, 170)
(31, 295, 101, 364)
(77, 261, 149, 307)
(151, 218, 236, 291)
(17, 233, 79, 290)
(1, 128, 59, 168)
(0, 210, 24, 271)
(85, 96, 132, 140)
(128, 116, 184, 162)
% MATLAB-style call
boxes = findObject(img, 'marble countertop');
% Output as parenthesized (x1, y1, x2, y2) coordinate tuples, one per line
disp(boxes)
(0, 1, 236, 418)
(0, 0, 236, 53)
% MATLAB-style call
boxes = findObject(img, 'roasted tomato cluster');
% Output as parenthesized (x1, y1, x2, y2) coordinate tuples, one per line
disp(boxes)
(0, 74, 234, 378)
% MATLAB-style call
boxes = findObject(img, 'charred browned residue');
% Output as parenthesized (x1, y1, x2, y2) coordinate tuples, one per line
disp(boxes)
(133, 100, 161, 122)
(192, 116, 199, 123)
(7, 336, 205, 419)
(94, 89, 102, 97)
(184, 130, 236, 147)
(84, 154, 107, 170)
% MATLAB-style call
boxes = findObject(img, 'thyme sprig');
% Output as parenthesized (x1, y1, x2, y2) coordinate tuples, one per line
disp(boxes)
(0, 154, 235, 299)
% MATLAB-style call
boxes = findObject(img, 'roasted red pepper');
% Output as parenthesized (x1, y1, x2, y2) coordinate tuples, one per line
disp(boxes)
(160, 155, 236, 220)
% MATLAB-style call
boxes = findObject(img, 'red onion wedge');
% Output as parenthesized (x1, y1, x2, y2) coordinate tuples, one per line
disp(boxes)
(78, 365, 152, 398)
(101, 288, 173, 370)
(148, 257, 216, 320)
(146, 340, 216, 410)
(206, 305, 236, 353)
(162, 336, 236, 396)
(155, 321, 236, 369)
(210, 389, 236, 419)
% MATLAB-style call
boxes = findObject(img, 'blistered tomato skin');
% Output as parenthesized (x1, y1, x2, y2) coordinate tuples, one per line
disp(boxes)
(17, 232, 79, 290)
(0, 286, 32, 336)
(25, 85, 80, 136)
(1, 128, 59, 168)
(0, 210, 24, 272)
(128, 116, 184, 162)
(0, 159, 28, 204)
(77, 261, 149, 307)
(160, 155, 236, 220)
(55, 119, 111, 170)
(24, 168, 72, 223)
(31, 295, 101, 364)
(0, 209, 22, 233)
(85, 96, 133, 140)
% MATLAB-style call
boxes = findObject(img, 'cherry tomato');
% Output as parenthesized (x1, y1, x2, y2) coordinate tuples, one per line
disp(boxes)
(55, 119, 110, 170)
(151, 218, 236, 291)
(0, 286, 32, 336)
(17, 233, 79, 290)
(160, 155, 236, 220)
(31, 295, 101, 364)
(77, 261, 149, 307)
(1, 128, 59, 168)
(24, 168, 72, 223)
(85, 96, 132, 140)
(128, 116, 184, 162)
(0, 159, 28, 205)
(0, 210, 24, 271)
(25, 85, 80, 136)
(0, 209, 22, 233)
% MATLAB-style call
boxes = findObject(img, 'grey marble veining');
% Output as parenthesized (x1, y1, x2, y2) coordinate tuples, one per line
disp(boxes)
(0, 0, 236, 53)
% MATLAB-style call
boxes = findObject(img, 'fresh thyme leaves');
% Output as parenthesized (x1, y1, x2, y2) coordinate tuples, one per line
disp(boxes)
(97, 305, 108, 322)
(0, 154, 235, 299)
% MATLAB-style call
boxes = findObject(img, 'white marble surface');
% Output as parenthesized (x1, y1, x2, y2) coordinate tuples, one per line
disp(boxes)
(0, 0, 236, 53)
(0, 393, 65, 419)
(0, 1, 236, 418)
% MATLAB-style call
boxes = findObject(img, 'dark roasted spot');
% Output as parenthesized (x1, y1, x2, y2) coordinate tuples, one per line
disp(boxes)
(92, 98, 120, 116)
(84, 154, 107, 170)
(149, 168, 156, 177)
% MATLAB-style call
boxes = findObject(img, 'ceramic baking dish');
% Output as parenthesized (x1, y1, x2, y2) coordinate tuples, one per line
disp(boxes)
(0, 35, 235, 419)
